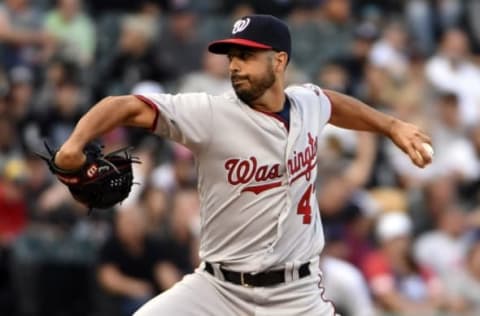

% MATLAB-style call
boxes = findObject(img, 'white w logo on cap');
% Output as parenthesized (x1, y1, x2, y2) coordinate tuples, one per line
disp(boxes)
(232, 18, 250, 34)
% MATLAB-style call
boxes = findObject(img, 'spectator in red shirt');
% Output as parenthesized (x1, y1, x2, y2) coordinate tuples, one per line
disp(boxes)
(0, 158, 27, 315)
(0, 159, 27, 246)
(361, 212, 444, 315)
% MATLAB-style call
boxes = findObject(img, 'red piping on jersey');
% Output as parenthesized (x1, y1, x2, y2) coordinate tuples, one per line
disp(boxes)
(241, 181, 282, 194)
(253, 108, 289, 130)
(318, 271, 339, 316)
(134, 95, 159, 132)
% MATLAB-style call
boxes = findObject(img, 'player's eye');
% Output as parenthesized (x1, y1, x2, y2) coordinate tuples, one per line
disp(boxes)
(239, 51, 252, 60)
(227, 50, 253, 61)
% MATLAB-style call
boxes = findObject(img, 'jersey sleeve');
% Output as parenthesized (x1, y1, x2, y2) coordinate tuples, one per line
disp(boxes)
(135, 92, 213, 152)
(302, 83, 332, 129)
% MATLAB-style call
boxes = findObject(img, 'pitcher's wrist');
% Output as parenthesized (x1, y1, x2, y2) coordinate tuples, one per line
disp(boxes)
(55, 142, 86, 170)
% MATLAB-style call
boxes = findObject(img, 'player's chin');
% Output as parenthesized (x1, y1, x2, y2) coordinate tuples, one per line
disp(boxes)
(233, 85, 250, 97)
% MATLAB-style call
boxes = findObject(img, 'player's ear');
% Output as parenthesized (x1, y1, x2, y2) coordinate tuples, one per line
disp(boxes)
(274, 52, 288, 72)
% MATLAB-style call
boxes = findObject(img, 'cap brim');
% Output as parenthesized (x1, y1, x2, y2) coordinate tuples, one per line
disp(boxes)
(208, 38, 272, 54)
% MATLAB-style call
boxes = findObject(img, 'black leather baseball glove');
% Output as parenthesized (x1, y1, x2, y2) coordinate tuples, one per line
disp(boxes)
(37, 141, 140, 211)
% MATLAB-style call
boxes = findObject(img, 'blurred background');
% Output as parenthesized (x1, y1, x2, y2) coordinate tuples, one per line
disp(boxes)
(2, 0, 480, 315)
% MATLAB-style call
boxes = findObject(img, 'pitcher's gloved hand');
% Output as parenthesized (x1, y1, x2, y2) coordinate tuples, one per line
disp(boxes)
(37, 141, 140, 211)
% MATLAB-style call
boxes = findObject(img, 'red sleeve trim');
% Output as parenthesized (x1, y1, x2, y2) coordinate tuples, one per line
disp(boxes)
(134, 94, 159, 132)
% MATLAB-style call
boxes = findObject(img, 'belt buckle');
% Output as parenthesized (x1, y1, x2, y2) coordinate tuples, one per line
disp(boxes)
(240, 272, 252, 287)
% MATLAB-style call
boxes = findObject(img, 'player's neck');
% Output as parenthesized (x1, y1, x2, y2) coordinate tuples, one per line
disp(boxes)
(250, 80, 286, 113)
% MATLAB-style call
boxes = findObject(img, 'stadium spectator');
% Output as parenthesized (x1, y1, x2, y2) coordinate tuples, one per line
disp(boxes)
(0, 159, 28, 246)
(31, 77, 85, 149)
(459, 124, 480, 207)
(156, 188, 200, 280)
(315, 0, 354, 62)
(141, 186, 169, 239)
(321, 255, 375, 316)
(156, 4, 205, 78)
(34, 57, 80, 110)
(361, 212, 444, 315)
(466, 0, 480, 52)
(316, 61, 350, 94)
(44, 0, 96, 67)
(0, 117, 24, 170)
(152, 143, 197, 193)
(97, 206, 166, 316)
(369, 21, 410, 80)
(355, 63, 395, 110)
(7, 65, 34, 122)
(178, 51, 231, 94)
(96, 14, 170, 97)
(341, 22, 378, 96)
(445, 236, 480, 315)
(414, 205, 469, 280)
(425, 29, 480, 127)
(289, 0, 355, 79)
(0, 0, 55, 69)
(287, 2, 319, 79)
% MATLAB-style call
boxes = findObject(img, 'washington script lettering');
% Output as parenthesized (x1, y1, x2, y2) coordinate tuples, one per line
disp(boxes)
(224, 133, 318, 194)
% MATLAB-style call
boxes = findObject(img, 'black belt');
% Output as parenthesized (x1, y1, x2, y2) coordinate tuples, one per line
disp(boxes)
(204, 261, 310, 287)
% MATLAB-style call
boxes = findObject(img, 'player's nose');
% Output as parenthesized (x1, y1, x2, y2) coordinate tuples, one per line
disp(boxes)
(228, 58, 241, 73)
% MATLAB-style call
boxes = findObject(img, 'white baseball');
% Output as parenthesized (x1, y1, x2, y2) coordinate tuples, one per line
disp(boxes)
(423, 143, 434, 157)
(416, 143, 434, 164)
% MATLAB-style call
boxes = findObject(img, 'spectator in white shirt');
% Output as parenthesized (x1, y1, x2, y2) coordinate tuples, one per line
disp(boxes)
(321, 255, 375, 316)
(445, 236, 480, 315)
(425, 29, 480, 126)
(414, 205, 469, 279)
(369, 22, 409, 80)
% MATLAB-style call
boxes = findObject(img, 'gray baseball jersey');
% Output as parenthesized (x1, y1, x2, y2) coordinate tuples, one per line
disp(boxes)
(136, 84, 331, 272)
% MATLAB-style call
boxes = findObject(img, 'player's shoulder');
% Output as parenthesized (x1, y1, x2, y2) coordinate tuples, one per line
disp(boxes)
(285, 83, 325, 98)
(209, 90, 243, 107)
(285, 83, 331, 110)
(169, 90, 239, 111)
(144, 91, 228, 104)
(183, 90, 241, 112)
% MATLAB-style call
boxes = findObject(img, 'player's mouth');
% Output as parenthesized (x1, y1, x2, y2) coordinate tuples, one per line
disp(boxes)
(233, 79, 246, 85)
(232, 79, 249, 89)
(231, 75, 249, 85)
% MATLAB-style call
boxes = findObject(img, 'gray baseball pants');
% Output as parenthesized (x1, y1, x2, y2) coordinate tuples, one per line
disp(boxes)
(134, 258, 337, 316)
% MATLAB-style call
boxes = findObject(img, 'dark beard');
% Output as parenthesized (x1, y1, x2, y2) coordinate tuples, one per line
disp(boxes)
(231, 65, 276, 104)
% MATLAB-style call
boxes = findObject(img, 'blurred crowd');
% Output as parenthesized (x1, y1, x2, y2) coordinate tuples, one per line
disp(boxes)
(2, 0, 480, 315)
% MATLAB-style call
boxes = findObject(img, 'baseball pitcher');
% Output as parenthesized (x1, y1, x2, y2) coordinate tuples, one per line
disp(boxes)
(49, 15, 432, 316)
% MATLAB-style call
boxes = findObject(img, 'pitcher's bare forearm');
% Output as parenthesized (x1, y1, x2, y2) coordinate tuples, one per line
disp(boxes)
(325, 89, 432, 167)
(325, 89, 396, 136)
(56, 95, 155, 169)
(65, 95, 155, 148)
